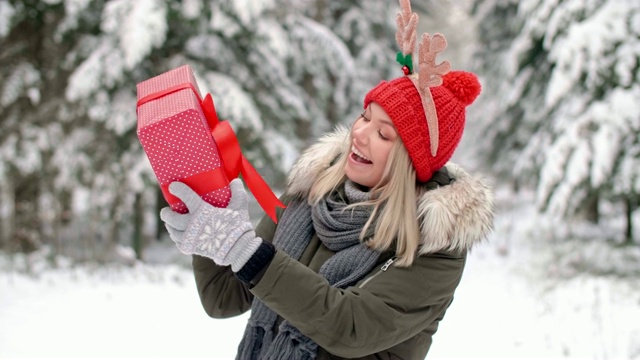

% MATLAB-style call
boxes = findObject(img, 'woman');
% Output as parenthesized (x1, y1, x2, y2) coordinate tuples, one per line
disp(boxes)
(159, 2, 494, 358)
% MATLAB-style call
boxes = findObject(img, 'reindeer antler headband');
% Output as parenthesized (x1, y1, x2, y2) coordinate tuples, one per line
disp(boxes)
(395, 0, 451, 157)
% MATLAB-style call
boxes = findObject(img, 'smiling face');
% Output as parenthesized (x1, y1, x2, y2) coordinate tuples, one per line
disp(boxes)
(344, 102, 399, 188)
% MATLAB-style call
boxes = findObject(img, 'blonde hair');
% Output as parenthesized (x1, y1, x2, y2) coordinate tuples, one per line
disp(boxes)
(308, 133, 421, 267)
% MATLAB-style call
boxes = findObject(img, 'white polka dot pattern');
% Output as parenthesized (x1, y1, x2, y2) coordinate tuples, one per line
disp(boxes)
(136, 65, 231, 213)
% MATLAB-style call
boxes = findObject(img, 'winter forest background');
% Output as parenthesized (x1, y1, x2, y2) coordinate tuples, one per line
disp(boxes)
(1, 0, 640, 359)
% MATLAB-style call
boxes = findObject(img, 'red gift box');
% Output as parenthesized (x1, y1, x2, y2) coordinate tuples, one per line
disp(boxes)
(136, 65, 284, 222)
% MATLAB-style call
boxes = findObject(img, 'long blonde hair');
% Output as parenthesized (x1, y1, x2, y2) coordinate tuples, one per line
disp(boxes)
(307, 132, 421, 267)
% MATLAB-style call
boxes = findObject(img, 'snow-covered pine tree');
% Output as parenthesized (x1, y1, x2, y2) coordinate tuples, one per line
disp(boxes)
(0, 0, 105, 253)
(467, 0, 524, 176)
(471, 0, 640, 241)
(0, 0, 399, 258)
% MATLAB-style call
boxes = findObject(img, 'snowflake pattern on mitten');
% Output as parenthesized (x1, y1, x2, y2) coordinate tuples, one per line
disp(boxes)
(160, 179, 262, 271)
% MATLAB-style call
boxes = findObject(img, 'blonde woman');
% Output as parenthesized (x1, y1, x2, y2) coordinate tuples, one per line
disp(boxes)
(160, 1, 494, 358)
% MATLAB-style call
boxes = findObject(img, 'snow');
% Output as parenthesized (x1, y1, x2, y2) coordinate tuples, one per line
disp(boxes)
(1, 63, 41, 108)
(477, 0, 640, 220)
(201, 72, 264, 132)
(231, 0, 275, 26)
(54, 0, 92, 39)
(262, 128, 301, 173)
(66, 0, 168, 102)
(0, 260, 247, 359)
(2, 187, 639, 359)
(0, 1, 15, 38)
(546, 0, 630, 108)
(181, 0, 203, 20)
(209, 7, 242, 37)
(65, 43, 113, 102)
(103, 0, 168, 70)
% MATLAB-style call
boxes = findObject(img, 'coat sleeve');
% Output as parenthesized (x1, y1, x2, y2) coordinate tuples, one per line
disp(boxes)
(250, 249, 466, 358)
(191, 196, 288, 318)
(192, 254, 252, 318)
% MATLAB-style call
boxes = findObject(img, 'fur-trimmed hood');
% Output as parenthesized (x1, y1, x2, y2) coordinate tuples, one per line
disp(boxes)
(286, 126, 494, 254)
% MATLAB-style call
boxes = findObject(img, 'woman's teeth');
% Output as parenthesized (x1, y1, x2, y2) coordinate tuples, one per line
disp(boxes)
(351, 146, 372, 164)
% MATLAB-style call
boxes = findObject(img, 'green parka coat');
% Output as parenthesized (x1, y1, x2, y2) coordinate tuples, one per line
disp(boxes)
(192, 128, 494, 359)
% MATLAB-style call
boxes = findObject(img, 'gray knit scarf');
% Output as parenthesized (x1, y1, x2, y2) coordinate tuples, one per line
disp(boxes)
(236, 180, 381, 360)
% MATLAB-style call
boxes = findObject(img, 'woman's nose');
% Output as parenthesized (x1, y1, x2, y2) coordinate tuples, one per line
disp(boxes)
(354, 121, 372, 144)
(353, 124, 370, 145)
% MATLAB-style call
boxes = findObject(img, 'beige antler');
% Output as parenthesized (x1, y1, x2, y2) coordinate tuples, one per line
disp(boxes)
(394, 0, 451, 157)
(396, 0, 418, 56)
(416, 33, 451, 156)
(418, 33, 450, 87)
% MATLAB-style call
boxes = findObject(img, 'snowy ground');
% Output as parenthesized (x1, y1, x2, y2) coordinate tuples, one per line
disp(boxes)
(1, 187, 640, 359)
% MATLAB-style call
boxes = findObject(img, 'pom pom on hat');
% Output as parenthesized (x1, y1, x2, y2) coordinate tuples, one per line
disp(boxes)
(442, 71, 481, 106)
(364, 70, 481, 182)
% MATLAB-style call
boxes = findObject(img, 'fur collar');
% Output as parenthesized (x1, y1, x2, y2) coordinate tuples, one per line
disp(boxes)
(286, 126, 494, 254)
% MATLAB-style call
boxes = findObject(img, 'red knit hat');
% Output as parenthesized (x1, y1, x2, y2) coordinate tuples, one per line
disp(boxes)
(362, 0, 481, 182)
(364, 71, 481, 182)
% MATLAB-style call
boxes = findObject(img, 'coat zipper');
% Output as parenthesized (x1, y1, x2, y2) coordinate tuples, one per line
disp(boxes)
(358, 257, 396, 289)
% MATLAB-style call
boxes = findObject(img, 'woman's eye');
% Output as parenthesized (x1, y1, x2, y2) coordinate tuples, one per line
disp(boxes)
(378, 130, 388, 140)
(360, 113, 370, 122)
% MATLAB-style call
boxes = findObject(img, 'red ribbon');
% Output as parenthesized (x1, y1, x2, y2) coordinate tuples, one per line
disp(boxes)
(138, 82, 285, 223)
(137, 83, 201, 112)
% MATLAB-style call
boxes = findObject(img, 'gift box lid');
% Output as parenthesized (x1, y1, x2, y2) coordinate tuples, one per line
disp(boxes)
(136, 64, 204, 129)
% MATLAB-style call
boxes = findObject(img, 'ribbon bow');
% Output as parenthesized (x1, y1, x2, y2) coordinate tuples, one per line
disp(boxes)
(137, 83, 286, 223)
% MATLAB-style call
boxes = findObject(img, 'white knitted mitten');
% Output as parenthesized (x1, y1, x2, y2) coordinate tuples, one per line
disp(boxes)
(160, 179, 262, 272)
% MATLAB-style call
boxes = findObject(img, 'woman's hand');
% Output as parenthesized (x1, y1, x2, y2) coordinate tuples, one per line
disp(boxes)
(160, 179, 262, 272)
